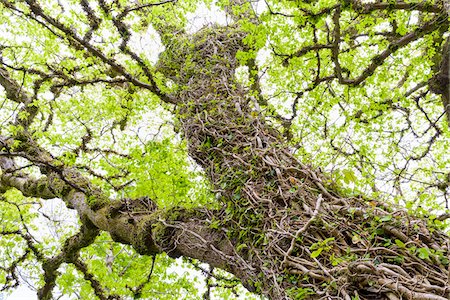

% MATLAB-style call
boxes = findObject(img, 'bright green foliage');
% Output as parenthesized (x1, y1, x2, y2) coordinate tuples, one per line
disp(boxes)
(254, 0, 449, 214)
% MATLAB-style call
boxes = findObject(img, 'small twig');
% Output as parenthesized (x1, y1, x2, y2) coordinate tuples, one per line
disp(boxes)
(282, 194, 323, 266)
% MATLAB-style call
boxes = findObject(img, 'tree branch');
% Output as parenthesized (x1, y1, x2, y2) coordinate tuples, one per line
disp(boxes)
(0, 0, 174, 104)
(0, 65, 38, 127)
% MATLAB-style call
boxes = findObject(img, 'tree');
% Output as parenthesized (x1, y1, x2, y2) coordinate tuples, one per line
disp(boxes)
(0, 0, 449, 299)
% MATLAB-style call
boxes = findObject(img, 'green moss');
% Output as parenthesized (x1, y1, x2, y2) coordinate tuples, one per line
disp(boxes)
(36, 177, 49, 194)
(150, 220, 166, 246)
(133, 216, 160, 255)
(48, 174, 67, 195)
(86, 193, 109, 210)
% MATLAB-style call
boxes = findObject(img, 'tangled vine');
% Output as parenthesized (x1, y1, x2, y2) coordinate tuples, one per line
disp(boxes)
(156, 25, 450, 300)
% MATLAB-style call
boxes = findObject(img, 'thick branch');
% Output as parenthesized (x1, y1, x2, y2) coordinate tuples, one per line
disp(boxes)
(0, 65, 38, 127)
(38, 223, 100, 300)
(0, 138, 254, 294)
(350, 0, 444, 14)
(333, 11, 448, 85)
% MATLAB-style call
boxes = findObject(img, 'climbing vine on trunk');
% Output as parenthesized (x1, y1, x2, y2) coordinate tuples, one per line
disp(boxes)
(157, 25, 450, 300)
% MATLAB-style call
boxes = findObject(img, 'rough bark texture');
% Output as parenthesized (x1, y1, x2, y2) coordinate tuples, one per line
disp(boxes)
(154, 25, 450, 299)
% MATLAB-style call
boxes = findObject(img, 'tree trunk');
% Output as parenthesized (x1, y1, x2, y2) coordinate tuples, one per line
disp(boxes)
(152, 25, 450, 299)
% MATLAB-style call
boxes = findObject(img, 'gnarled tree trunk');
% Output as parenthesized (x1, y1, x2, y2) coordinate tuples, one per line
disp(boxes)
(151, 25, 450, 299)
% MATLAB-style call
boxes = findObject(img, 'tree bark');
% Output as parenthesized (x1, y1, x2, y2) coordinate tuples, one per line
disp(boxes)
(152, 25, 450, 299)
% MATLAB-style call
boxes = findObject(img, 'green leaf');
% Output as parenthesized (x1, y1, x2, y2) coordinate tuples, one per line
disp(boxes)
(342, 169, 356, 184)
(394, 239, 405, 248)
(417, 247, 431, 260)
(379, 215, 392, 222)
(237, 243, 248, 252)
(311, 248, 323, 258)
(352, 234, 361, 244)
